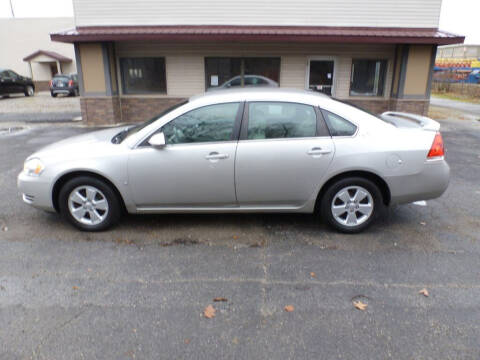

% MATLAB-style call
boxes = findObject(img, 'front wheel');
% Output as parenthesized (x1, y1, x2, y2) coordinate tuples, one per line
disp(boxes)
(320, 177, 383, 233)
(58, 176, 122, 231)
(24, 85, 34, 97)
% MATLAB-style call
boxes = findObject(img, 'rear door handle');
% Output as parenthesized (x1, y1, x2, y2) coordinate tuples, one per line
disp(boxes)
(205, 152, 229, 160)
(307, 147, 331, 156)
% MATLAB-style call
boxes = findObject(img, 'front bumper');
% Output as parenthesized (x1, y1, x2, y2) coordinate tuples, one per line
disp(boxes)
(17, 171, 55, 212)
(387, 159, 450, 205)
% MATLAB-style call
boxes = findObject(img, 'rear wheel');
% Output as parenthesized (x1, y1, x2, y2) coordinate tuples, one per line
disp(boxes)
(320, 177, 383, 233)
(24, 85, 34, 97)
(58, 176, 122, 231)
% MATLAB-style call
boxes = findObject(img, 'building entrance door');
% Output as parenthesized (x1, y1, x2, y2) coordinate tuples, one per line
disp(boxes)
(308, 59, 335, 96)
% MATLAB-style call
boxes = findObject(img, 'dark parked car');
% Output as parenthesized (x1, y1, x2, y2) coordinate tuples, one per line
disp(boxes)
(0, 69, 35, 97)
(49, 74, 79, 97)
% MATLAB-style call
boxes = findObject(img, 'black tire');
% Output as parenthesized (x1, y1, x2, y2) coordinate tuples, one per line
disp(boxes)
(58, 176, 122, 231)
(24, 85, 34, 97)
(320, 177, 383, 234)
(51, 92, 57, 98)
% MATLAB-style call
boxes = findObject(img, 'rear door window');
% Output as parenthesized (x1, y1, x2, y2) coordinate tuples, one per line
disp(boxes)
(322, 110, 357, 136)
(247, 102, 317, 140)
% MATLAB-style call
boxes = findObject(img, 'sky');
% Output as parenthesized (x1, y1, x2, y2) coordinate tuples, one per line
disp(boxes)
(0, 0, 479, 44)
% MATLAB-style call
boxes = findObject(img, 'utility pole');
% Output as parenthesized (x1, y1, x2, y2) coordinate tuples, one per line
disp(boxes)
(9, 0, 15, 18)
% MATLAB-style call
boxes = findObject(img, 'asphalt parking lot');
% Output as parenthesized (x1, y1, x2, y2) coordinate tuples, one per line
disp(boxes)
(1, 107, 479, 359)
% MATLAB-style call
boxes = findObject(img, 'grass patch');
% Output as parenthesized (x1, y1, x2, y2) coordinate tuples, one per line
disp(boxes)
(428, 105, 477, 121)
(431, 92, 480, 104)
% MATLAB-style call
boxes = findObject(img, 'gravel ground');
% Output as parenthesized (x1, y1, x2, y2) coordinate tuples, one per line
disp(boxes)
(0, 105, 479, 359)
(0, 91, 81, 123)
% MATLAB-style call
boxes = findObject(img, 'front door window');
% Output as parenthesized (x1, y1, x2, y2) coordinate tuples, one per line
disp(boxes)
(308, 60, 334, 96)
(161, 102, 240, 144)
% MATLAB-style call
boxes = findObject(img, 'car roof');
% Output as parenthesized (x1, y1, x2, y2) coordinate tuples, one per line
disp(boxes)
(189, 88, 331, 107)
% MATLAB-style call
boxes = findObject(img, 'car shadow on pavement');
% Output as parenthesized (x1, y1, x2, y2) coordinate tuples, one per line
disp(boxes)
(4, 204, 442, 253)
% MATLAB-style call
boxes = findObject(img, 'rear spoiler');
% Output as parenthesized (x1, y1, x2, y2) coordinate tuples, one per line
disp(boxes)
(380, 111, 440, 132)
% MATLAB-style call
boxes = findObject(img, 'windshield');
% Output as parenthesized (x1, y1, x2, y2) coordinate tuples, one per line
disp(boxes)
(112, 100, 188, 144)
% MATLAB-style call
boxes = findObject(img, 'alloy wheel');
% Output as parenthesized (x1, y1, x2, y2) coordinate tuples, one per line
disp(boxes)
(331, 186, 374, 227)
(68, 185, 109, 226)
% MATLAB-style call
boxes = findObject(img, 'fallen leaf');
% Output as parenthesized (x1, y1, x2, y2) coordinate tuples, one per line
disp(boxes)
(213, 297, 228, 302)
(232, 235, 238, 240)
(284, 305, 295, 312)
(184, 338, 190, 345)
(420, 222, 427, 226)
(353, 300, 367, 311)
(419, 288, 429, 297)
(72, 286, 79, 290)
(310, 272, 316, 278)
(204, 304, 216, 318)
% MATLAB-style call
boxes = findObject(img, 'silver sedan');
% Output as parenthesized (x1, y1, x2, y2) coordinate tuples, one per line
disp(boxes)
(17, 89, 449, 233)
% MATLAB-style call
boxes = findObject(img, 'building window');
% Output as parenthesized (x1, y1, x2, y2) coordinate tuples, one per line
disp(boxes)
(350, 59, 387, 97)
(120, 57, 166, 94)
(205, 57, 280, 90)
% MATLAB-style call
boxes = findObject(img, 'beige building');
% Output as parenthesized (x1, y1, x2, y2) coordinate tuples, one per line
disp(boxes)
(0, 17, 76, 90)
(437, 44, 480, 59)
(51, 0, 464, 125)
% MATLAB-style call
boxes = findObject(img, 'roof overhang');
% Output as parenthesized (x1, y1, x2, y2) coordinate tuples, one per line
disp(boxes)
(51, 25, 465, 45)
(23, 50, 72, 62)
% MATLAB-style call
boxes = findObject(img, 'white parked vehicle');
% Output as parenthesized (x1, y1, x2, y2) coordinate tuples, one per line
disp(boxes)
(18, 89, 449, 233)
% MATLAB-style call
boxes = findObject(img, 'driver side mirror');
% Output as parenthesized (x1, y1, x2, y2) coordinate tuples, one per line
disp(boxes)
(148, 132, 166, 148)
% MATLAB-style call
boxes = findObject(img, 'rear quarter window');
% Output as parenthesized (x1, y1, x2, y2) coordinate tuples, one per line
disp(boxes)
(322, 110, 357, 137)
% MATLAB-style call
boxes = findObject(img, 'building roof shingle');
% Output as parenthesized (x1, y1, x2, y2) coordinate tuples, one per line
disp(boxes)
(23, 49, 72, 62)
(51, 25, 464, 45)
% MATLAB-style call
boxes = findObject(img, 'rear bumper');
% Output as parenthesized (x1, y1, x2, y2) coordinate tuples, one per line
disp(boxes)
(51, 87, 75, 94)
(386, 159, 450, 205)
(17, 171, 55, 212)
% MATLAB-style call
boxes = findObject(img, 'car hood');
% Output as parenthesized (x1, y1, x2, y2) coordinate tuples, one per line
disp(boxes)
(30, 127, 124, 160)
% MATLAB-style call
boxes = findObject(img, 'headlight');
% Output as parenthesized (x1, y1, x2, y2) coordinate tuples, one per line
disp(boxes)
(23, 158, 45, 176)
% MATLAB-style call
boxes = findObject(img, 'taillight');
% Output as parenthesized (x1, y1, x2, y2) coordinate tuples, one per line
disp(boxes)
(427, 132, 445, 159)
(49, 80, 53, 88)
(68, 80, 73, 87)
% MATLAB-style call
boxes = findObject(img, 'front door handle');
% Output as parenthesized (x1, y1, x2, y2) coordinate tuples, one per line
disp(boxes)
(307, 147, 331, 156)
(205, 152, 229, 160)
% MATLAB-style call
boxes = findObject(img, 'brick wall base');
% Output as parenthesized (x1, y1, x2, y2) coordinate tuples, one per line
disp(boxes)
(80, 97, 122, 125)
(389, 99, 430, 116)
(348, 98, 429, 116)
(34, 81, 50, 92)
(80, 96, 430, 125)
(119, 97, 186, 123)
